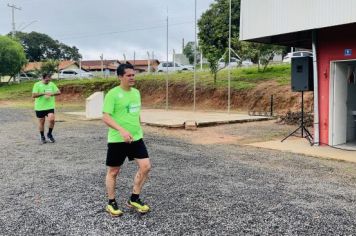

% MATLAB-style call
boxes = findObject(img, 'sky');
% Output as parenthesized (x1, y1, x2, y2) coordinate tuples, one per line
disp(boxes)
(0, 0, 215, 61)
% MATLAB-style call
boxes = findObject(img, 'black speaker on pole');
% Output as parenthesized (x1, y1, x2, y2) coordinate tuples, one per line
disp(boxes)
(291, 56, 314, 92)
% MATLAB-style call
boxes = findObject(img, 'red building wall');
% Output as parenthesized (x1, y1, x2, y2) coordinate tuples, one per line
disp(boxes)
(317, 24, 356, 144)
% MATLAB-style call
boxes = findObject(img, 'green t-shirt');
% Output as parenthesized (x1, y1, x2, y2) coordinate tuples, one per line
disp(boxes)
(32, 81, 59, 111)
(103, 86, 143, 143)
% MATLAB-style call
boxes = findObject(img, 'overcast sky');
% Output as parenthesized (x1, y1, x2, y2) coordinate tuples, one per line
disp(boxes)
(0, 0, 215, 61)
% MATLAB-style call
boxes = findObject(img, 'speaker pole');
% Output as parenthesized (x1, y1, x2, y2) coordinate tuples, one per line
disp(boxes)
(281, 91, 313, 145)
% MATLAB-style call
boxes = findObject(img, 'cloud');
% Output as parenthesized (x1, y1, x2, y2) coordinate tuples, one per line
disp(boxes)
(0, 0, 215, 61)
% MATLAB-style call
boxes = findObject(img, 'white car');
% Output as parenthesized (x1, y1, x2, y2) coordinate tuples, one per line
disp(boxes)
(218, 57, 253, 69)
(157, 62, 194, 72)
(283, 51, 313, 63)
(59, 69, 94, 79)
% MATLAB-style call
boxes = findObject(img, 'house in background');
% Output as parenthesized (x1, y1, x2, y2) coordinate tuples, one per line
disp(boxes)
(240, 0, 356, 148)
(23, 61, 80, 79)
(81, 59, 160, 75)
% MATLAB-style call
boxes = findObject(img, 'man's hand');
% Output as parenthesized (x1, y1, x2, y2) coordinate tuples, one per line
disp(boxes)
(120, 130, 133, 143)
(44, 92, 52, 98)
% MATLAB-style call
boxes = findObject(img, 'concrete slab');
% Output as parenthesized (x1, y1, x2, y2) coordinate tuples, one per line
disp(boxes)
(140, 109, 271, 128)
(247, 138, 356, 163)
(64, 109, 271, 127)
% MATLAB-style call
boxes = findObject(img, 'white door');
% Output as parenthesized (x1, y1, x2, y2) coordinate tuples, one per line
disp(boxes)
(332, 63, 348, 145)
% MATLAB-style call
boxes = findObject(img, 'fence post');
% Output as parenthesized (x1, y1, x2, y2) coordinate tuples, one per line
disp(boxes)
(270, 95, 274, 117)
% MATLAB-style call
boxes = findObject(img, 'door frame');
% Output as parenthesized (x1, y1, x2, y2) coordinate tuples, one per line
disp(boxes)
(329, 59, 355, 145)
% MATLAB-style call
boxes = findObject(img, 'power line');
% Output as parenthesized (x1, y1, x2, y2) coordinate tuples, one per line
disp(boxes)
(58, 21, 194, 41)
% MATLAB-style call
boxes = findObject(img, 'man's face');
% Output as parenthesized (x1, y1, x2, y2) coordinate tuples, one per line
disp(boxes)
(43, 75, 51, 84)
(120, 68, 135, 87)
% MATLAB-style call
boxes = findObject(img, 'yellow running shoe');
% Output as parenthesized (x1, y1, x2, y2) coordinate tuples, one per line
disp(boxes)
(106, 202, 123, 217)
(127, 199, 150, 213)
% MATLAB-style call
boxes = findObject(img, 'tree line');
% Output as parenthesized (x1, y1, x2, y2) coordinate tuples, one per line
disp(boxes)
(0, 32, 81, 81)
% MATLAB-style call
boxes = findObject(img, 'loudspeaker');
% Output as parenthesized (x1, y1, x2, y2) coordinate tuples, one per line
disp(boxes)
(291, 56, 314, 92)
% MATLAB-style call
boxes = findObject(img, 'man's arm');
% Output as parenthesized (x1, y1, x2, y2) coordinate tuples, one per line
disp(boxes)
(102, 112, 133, 143)
(32, 92, 45, 98)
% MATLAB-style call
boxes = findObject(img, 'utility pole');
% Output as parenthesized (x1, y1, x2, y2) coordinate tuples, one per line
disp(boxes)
(227, 0, 232, 113)
(193, 0, 197, 111)
(147, 51, 150, 73)
(173, 49, 176, 71)
(100, 53, 104, 77)
(7, 4, 21, 37)
(165, 7, 169, 110)
(133, 51, 136, 67)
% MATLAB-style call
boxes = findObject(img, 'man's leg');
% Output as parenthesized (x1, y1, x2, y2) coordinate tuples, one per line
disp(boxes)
(105, 166, 123, 216)
(106, 166, 120, 200)
(38, 117, 46, 143)
(47, 113, 55, 142)
(128, 158, 151, 213)
(132, 158, 151, 194)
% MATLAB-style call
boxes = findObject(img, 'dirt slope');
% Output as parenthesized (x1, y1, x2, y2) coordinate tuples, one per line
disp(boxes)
(57, 80, 314, 115)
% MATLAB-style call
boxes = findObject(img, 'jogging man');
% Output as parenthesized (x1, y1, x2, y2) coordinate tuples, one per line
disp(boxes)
(103, 63, 151, 217)
(32, 73, 61, 144)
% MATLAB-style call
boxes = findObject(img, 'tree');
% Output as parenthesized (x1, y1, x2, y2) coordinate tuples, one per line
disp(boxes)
(183, 41, 200, 65)
(35, 59, 59, 76)
(0, 35, 27, 80)
(198, 0, 240, 83)
(13, 31, 81, 62)
(236, 41, 286, 72)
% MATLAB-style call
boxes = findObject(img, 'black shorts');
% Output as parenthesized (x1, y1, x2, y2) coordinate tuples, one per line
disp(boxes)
(35, 109, 55, 118)
(106, 139, 149, 167)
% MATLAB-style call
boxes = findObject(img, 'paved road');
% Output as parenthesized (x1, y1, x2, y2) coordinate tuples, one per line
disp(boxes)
(1, 108, 356, 235)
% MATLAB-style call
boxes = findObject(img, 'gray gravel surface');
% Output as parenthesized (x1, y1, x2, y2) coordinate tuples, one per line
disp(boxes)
(1, 108, 356, 235)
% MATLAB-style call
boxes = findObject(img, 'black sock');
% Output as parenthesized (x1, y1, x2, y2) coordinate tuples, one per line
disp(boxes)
(40, 131, 45, 138)
(48, 128, 53, 135)
(130, 194, 139, 202)
(108, 199, 116, 205)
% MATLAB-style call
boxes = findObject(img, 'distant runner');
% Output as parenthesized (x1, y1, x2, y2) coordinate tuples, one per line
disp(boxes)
(32, 73, 61, 144)
(103, 63, 151, 217)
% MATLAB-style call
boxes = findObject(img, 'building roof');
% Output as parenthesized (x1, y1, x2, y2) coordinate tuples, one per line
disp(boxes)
(240, 0, 356, 47)
(23, 61, 78, 72)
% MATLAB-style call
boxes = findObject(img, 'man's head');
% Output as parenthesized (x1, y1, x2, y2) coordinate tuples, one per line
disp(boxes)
(42, 73, 52, 84)
(117, 64, 135, 88)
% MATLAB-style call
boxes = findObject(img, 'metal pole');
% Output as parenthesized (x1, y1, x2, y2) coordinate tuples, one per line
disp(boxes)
(227, 0, 232, 113)
(147, 51, 150, 72)
(165, 8, 169, 110)
(312, 30, 319, 145)
(7, 4, 21, 37)
(301, 91, 304, 137)
(133, 51, 136, 67)
(270, 95, 273, 117)
(193, 0, 197, 111)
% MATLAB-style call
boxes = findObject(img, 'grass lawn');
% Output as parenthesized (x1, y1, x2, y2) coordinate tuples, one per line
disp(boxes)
(0, 64, 291, 101)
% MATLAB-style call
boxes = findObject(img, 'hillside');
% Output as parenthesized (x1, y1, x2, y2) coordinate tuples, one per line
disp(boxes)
(0, 64, 314, 115)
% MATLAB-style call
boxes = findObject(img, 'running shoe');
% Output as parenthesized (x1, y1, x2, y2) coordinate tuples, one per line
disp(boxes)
(47, 133, 55, 143)
(106, 201, 123, 217)
(127, 198, 150, 213)
(41, 136, 47, 144)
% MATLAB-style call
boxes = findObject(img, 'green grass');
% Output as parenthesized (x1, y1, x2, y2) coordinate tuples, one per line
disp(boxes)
(0, 64, 291, 100)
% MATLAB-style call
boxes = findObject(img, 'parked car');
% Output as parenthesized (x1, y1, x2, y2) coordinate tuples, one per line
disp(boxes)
(157, 62, 194, 72)
(218, 57, 253, 69)
(59, 69, 94, 79)
(283, 51, 313, 63)
(17, 72, 38, 81)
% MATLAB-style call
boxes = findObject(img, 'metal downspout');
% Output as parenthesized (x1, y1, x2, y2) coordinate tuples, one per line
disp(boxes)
(312, 30, 320, 145)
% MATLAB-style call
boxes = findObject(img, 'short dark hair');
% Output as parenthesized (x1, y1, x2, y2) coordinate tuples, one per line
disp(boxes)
(42, 73, 52, 79)
(117, 64, 134, 76)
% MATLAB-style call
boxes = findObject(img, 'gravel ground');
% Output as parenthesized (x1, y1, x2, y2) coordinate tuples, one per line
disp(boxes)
(1, 108, 356, 235)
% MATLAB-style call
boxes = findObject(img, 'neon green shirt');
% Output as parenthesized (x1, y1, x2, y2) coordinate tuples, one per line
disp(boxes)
(103, 86, 143, 143)
(32, 81, 59, 111)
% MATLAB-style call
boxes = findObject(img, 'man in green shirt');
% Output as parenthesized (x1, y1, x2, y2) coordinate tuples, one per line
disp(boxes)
(32, 73, 61, 144)
(103, 64, 151, 217)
